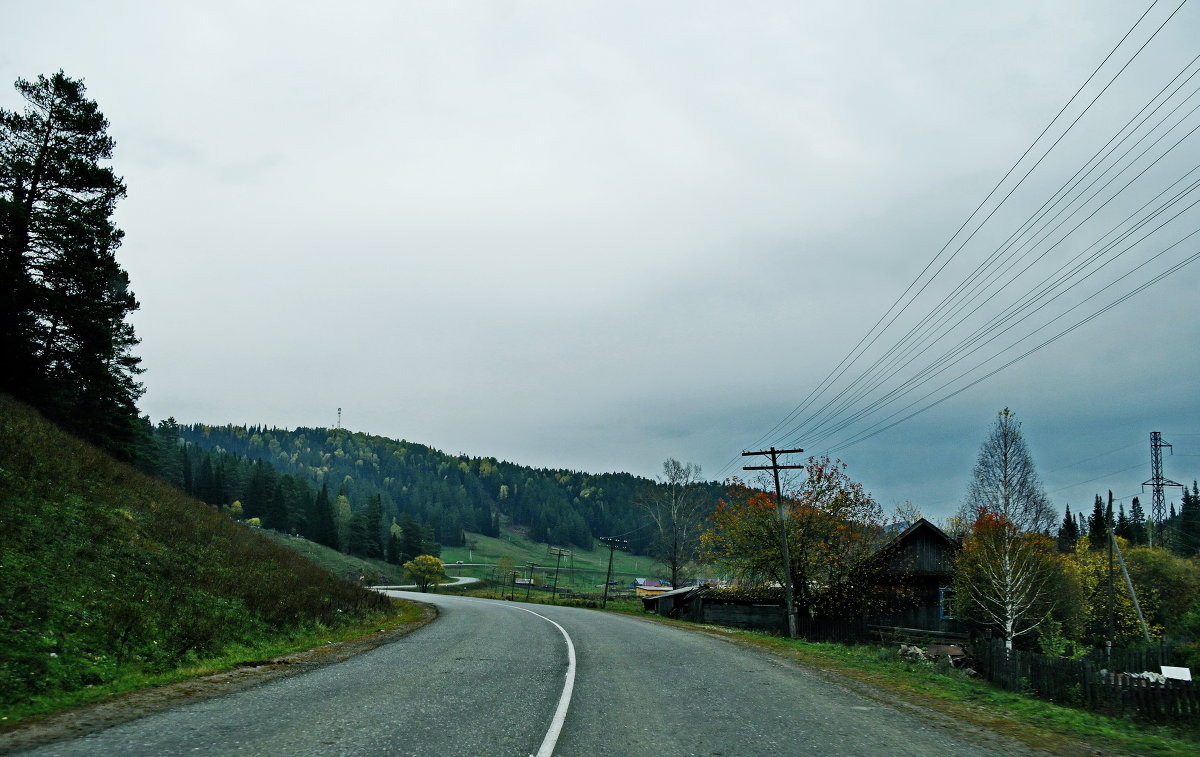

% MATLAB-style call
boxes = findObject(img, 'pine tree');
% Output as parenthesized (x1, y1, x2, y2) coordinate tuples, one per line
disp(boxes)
(264, 481, 288, 531)
(308, 483, 338, 549)
(1087, 495, 1108, 550)
(1177, 481, 1200, 557)
(1129, 496, 1146, 546)
(397, 513, 426, 563)
(1, 71, 143, 459)
(1114, 503, 1132, 542)
(1057, 504, 1079, 552)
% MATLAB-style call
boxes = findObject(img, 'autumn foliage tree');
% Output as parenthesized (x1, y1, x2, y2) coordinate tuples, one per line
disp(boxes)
(403, 555, 444, 593)
(701, 457, 886, 618)
(954, 508, 1061, 649)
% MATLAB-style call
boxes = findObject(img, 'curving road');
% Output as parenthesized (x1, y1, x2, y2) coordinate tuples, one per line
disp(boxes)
(17, 593, 1031, 756)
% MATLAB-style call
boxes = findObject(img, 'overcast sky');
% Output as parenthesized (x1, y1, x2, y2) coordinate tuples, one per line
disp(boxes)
(4, 1, 1198, 522)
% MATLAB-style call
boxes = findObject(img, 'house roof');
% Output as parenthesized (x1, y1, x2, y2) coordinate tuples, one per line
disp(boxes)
(870, 517, 960, 578)
(879, 517, 959, 551)
(648, 585, 702, 600)
(634, 578, 670, 587)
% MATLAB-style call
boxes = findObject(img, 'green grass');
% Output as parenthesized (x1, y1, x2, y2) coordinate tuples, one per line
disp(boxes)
(440, 530, 666, 593)
(0, 393, 407, 720)
(261, 531, 410, 585)
(0, 602, 424, 726)
(624, 613, 1200, 757)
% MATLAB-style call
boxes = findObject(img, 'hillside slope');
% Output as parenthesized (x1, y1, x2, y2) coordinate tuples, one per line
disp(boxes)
(176, 423, 725, 555)
(0, 394, 394, 710)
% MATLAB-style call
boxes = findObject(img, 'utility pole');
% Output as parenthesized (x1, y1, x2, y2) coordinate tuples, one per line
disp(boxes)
(1143, 432, 1182, 547)
(743, 446, 805, 639)
(524, 562, 537, 601)
(599, 536, 627, 608)
(1107, 490, 1114, 642)
(548, 547, 571, 601)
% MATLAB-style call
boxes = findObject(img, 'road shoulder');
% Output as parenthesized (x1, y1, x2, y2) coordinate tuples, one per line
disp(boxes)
(0, 604, 437, 756)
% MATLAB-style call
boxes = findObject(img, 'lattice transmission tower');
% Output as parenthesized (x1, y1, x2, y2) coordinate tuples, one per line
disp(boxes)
(1142, 431, 1182, 546)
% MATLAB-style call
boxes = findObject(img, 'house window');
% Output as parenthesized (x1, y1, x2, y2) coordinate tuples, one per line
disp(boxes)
(939, 586, 955, 620)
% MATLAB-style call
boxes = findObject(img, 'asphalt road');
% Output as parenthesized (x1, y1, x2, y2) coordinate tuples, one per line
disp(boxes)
(18, 593, 1031, 757)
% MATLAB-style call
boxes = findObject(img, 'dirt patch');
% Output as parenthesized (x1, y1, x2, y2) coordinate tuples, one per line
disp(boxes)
(0, 604, 436, 755)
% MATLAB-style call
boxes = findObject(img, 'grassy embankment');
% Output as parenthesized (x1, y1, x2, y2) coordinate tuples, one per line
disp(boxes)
(259, 530, 410, 585)
(0, 394, 419, 725)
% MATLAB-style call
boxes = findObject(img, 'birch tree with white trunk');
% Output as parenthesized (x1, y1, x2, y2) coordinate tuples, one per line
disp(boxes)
(955, 510, 1060, 649)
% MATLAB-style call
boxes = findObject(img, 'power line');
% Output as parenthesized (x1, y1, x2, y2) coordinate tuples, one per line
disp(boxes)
(808, 200, 1200, 454)
(790, 104, 1200, 450)
(732, 0, 1175, 468)
(791, 79, 1200, 447)
(1048, 463, 1147, 494)
(781, 55, 1200, 450)
(1046, 441, 1143, 473)
(725, 2, 1200, 491)
(823, 243, 1200, 455)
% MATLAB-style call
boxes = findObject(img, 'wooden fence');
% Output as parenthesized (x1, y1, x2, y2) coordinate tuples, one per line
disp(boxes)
(976, 640, 1200, 721)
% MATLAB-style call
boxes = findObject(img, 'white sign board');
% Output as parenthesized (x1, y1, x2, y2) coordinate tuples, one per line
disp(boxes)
(1161, 666, 1192, 681)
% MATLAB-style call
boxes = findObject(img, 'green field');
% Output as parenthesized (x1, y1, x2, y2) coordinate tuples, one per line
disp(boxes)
(261, 526, 667, 593)
(439, 531, 668, 592)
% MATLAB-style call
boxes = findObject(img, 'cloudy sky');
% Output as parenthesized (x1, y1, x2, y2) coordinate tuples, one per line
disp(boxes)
(4, 1, 1198, 521)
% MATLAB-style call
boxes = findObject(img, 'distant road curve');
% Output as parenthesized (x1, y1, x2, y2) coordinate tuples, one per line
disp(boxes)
(17, 592, 1040, 757)
(371, 575, 480, 590)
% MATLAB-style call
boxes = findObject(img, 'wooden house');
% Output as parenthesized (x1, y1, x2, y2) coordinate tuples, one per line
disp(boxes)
(642, 518, 962, 638)
(867, 518, 961, 634)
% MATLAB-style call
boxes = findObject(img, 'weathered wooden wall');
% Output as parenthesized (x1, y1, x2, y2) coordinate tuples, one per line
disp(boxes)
(699, 602, 789, 634)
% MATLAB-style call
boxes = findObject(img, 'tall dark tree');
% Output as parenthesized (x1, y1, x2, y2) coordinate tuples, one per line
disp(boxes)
(1114, 502, 1132, 542)
(363, 493, 384, 558)
(398, 513, 429, 563)
(1129, 496, 1147, 546)
(1057, 504, 1079, 553)
(957, 409, 1055, 534)
(386, 527, 402, 565)
(346, 494, 385, 558)
(308, 483, 338, 549)
(1177, 481, 1200, 557)
(1087, 495, 1108, 551)
(264, 481, 288, 532)
(0, 71, 143, 459)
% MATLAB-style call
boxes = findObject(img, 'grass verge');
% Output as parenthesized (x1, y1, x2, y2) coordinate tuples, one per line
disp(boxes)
(0, 599, 426, 728)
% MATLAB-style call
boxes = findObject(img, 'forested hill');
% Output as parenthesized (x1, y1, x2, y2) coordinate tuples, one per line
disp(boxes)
(173, 423, 722, 555)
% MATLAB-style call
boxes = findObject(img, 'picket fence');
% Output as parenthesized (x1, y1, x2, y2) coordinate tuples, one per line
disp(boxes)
(976, 639, 1200, 721)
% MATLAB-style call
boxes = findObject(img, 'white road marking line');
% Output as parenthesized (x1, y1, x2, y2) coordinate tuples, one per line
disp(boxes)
(375, 591, 576, 756)
(508, 605, 576, 757)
